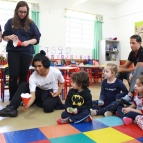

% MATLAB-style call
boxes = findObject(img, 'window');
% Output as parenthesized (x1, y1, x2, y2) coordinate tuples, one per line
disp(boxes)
(65, 9, 94, 49)
(0, 1, 15, 50)
(0, 1, 31, 52)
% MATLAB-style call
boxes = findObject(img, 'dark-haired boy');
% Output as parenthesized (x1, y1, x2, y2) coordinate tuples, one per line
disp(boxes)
(57, 71, 93, 124)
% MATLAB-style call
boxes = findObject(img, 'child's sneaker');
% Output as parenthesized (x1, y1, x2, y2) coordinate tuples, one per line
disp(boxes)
(121, 95, 132, 105)
(90, 109, 97, 116)
(56, 118, 69, 125)
(104, 111, 113, 117)
(84, 116, 92, 122)
(123, 117, 133, 125)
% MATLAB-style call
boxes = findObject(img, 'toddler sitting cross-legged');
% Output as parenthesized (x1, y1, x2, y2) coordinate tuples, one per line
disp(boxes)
(57, 71, 93, 125)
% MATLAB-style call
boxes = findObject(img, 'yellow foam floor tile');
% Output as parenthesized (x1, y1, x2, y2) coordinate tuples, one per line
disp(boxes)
(84, 127, 133, 143)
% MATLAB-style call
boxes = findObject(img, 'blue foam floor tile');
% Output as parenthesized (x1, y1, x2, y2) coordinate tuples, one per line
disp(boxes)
(96, 116, 123, 126)
(50, 133, 96, 143)
(70, 120, 108, 132)
(136, 137, 143, 142)
(4, 128, 47, 143)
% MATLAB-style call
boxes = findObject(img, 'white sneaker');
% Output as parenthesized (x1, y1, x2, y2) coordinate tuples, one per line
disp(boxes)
(104, 111, 113, 117)
(90, 109, 97, 116)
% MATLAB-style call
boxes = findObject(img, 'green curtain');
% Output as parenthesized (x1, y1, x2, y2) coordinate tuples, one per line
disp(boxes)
(93, 21, 102, 60)
(31, 4, 40, 55)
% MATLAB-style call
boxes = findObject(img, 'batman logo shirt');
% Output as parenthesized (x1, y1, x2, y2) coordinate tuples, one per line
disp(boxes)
(71, 94, 84, 106)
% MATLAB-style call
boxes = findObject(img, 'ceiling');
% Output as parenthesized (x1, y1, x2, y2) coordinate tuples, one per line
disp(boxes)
(90, 0, 130, 5)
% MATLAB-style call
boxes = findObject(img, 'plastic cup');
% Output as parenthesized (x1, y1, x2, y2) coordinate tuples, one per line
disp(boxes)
(21, 93, 31, 106)
(13, 39, 22, 47)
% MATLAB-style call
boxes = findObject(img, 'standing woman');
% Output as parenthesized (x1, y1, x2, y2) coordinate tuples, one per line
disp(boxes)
(0, 25, 2, 42)
(2, 1, 41, 101)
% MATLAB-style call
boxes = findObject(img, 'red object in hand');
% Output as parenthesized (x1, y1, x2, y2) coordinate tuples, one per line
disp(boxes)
(21, 93, 31, 106)
(13, 39, 22, 47)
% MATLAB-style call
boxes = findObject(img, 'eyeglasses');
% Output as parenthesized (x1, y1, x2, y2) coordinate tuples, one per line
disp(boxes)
(18, 11, 27, 14)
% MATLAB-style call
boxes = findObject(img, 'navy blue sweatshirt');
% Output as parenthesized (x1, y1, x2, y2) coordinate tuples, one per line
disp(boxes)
(65, 88, 92, 113)
(100, 79, 128, 105)
(2, 18, 41, 56)
(0, 25, 1, 31)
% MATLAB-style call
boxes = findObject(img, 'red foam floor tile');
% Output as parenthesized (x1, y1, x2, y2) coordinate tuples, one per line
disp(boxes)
(30, 139, 51, 143)
(113, 124, 143, 138)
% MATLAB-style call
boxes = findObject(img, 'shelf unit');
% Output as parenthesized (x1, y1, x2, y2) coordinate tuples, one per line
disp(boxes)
(99, 40, 120, 66)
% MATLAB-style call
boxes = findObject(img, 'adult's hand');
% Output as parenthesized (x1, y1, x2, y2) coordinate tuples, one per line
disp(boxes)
(9, 34, 18, 41)
(118, 68, 123, 72)
(128, 73, 133, 83)
(22, 104, 29, 112)
(21, 41, 30, 47)
(50, 92, 60, 97)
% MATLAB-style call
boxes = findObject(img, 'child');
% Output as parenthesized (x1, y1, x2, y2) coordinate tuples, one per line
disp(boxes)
(57, 71, 93, 124)
(136, 115, 143, 130)
(117, 75, 143, 125)
(121, 67, 143, 105)
(90, 63, 128, 117)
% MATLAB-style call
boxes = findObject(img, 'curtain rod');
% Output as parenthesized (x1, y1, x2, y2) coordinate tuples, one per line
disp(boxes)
(2, 0, 38, 4)
(65, 8, 102, 17)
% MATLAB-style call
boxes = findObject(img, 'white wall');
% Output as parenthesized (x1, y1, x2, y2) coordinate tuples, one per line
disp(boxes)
(31, 0, 115, 59)
(0, 0, 115, 59)
(113, 0, 143, 60)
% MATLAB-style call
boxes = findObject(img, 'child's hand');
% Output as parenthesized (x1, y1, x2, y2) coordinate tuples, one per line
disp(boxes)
(72, 108, 78, 114)
(67, 107, 73, 113)
(122, 107, 131, 113)
(98, 100, 104, 106)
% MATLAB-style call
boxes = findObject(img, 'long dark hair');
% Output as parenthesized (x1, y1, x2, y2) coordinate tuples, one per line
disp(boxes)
(12, 1, 33, 31)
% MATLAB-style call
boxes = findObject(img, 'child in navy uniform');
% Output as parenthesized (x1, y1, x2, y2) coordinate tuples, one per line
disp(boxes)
(90, 63, 128, 116)
(57, 71, 92, 124)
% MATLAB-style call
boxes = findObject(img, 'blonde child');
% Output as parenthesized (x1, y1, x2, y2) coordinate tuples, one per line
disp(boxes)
(90, 63, 128, 116)
(57, 71, 93, 124)
(117, 75, 143, 125)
